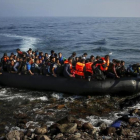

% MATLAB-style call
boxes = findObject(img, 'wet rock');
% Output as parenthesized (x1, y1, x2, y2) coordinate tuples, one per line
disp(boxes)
(19, 119, 28, 124)
(26, 130, 32, 137)
(6, 130, 24, 140)
(36, 135, 50, 140)
(74, 133, 81, 138)
(134, 122, 140, 127)
(41, 124, 48, 129)
(121, 128, 131, 136)
(73, 120, 83, 129)
(132, 109, 139, 114)
(58, 123, 77, 133)
(99, 122, 107, 130)
(71, 137, 83, 140)
(128, 117, 139, 125)
(56, 105, 65, 110)
(49, 124, 60, 135)
(82, 122, 94, 130)
(56, 116, 76, 124)
(54, 133, 63, 139)
(14, 113, 28, 119)
(34, 127, 47, 135)
(107, 127, 116, 135)
(89, 128, 97, 135)
(50, 98, 57, 103)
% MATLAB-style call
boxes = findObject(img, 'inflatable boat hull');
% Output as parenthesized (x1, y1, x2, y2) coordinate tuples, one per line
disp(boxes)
(0, 73, 140, 96)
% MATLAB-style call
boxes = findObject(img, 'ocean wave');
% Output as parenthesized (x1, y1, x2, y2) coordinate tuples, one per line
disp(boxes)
(0, 33, 40, 51)
(77, 39, 106, 45)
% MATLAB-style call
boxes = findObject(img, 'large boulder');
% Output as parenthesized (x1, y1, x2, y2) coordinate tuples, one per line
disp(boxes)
(58, 123, 77, 133)
(36, 135, 50, 140)
(34, 127, 47, 135)
(107, 127, 116, 135)
(82, 122, 94, 130)
(6, 130, 24, 140)
(128, 117, 139, 125)
(56, 116, 76, 124)
(73, 120, 83, 129)
(54, 133, 63, 139)
(121, 128, 131, 136)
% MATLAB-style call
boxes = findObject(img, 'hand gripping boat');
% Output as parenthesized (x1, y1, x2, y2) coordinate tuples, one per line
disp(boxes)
(0, 72, 140, 96)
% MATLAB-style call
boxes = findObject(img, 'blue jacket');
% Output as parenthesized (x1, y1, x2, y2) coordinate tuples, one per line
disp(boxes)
(27, 62, 31, 71)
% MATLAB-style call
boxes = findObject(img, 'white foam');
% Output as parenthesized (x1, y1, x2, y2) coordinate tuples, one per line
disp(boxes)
(128, 103, 140, 109)
(30, 96, 48, 101)
(51, 92, 63, 100)
(26, 121, 39, 128)
(0, 33, 40, 51)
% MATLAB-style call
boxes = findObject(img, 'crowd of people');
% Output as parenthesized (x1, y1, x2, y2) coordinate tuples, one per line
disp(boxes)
(0, 48, 139, 80)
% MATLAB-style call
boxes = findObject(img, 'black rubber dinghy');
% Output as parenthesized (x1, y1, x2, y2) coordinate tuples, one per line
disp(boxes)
(0, 72, 140, 96)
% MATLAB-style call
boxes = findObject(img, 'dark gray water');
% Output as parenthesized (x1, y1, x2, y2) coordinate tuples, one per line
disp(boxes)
(0, 17, 140, 65)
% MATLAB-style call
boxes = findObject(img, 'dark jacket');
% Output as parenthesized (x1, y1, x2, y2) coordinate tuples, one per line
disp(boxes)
(63, 63, 71, 78)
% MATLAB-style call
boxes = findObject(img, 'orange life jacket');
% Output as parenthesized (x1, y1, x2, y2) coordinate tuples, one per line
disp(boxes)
(85, 62, 93, 74)
(104, 59, 109, 71)
(64, 60, 73, 73)
(75, 62, 85, 76)
(3, 56, 9, 62)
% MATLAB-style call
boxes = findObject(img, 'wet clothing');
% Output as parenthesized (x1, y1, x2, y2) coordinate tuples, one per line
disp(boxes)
(59, 56, 66, 64)
(31, 63, 41, 74)
(7, 64, 15, 73)
(18, 61, 27, 74)
(63, 63, 72, 78)
(70, 55, 76, 66)
(27, 62, 31, 71)
(13, 61, 20, 72)
(92, 58, 107, 71)
(17, 51, 23, 58)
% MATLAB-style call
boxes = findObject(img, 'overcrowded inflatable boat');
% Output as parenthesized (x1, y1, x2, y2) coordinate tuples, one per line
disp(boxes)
(0, 72, 139, 96)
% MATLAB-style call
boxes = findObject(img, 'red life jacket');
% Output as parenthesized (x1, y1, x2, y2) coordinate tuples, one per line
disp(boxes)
(85, 62, 93, 74)
(96, 57, 107, 71)
(75, 62, 85, 76)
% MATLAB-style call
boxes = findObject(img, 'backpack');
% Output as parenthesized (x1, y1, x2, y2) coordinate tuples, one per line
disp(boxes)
(93, 67, 106, 80)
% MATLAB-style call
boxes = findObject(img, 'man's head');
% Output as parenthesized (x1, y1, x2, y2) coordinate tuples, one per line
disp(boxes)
(19, 58, 23, 62)
(16, 48, 20, 53)
(11, 53, 14, 57)
(121, 60, 125, 66)
(83, 53, 87, 57)
(90, 55, 95, 61)
(72, 52, 76, 57)
(51, 50, 54, 55)
(35, 59, 39, 64)
(51, 57, 55, 62)
(16, 57, 19, 62)
(116, 60, 121, 66)
(68, 57, 72, 63)
(105, 55, 109, 61)
(81, 59, 85, 64)
(56, 58, 59, 63)
(27, 58, 32, 64)
(58, 52, 62, 58)
(4, 53, 7, 56)
(96, 56, 100, 61)
(45, 53, 48, 57)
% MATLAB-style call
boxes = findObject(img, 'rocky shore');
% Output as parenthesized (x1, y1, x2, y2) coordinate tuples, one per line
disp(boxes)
(4, 110, 140, 140)
(1, 90, 140, 140)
